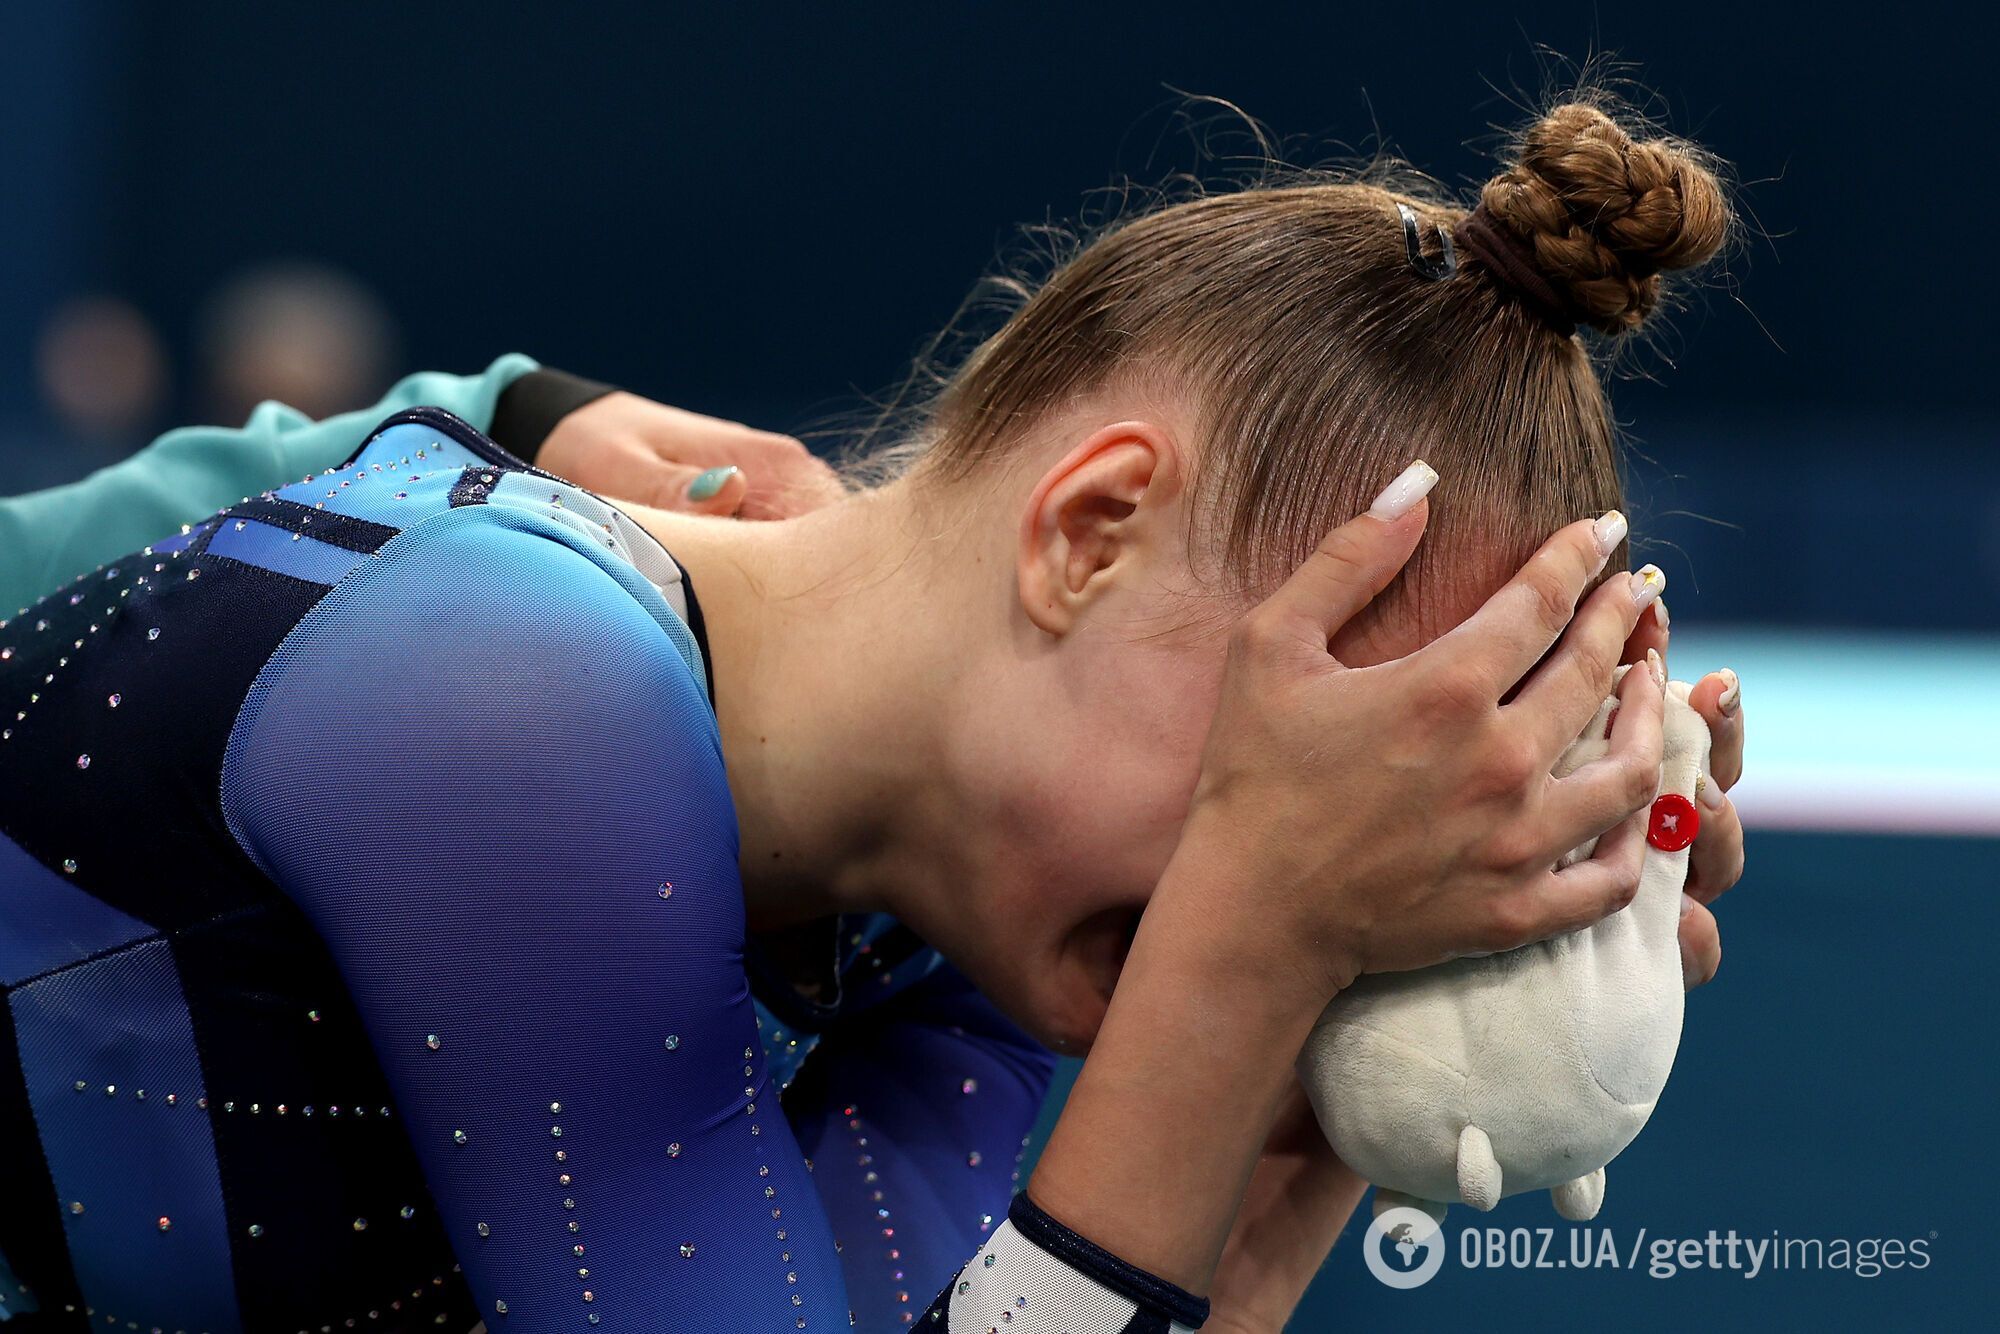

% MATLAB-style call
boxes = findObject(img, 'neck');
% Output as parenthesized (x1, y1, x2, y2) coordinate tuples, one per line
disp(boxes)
(624, 486, 974, 933)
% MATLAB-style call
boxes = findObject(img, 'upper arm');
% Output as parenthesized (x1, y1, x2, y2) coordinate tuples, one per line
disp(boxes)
(221, 511, 848, 1328)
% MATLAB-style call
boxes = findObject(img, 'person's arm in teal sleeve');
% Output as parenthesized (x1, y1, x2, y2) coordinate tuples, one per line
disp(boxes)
(0, 353, 579, 611)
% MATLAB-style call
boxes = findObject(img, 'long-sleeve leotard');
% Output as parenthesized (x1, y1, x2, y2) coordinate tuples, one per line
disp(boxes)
(1, 409, 1203, 1331)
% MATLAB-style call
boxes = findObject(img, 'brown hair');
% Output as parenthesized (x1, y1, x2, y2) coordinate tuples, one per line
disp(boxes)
(882, 98, 1731, 626)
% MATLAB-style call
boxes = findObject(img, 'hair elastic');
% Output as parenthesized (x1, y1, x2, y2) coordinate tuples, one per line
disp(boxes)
(1452, 204, 1580, 336)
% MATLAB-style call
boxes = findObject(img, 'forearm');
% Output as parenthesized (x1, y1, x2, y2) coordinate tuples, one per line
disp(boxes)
(1027, 824, 1331, 1295)
(1206, 1100, 1369, 1332)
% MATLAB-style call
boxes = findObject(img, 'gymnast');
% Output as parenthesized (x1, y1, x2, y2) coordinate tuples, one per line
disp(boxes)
(0, 101, 1747, 1332)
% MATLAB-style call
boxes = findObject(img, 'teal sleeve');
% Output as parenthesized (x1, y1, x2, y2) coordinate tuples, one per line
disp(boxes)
(0, 353, 539, 612)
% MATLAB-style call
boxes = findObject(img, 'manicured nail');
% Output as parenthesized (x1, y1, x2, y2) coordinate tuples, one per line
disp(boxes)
(1680, 891, 1699, 919)
(1696, 768, 1727, 810)
(687, 466, 740, 502)
(1716, 668, 1741, 716)
(1367, 460, 1440, 521)
(1591, 509, 1628, 562)
(1645, 647, 1666, 690)
(1630, 565, 1665, 611)
(1653, 598, 1670, 632)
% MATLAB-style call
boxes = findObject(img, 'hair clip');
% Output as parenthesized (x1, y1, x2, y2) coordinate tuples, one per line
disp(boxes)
(1398, 202, 1457, 281)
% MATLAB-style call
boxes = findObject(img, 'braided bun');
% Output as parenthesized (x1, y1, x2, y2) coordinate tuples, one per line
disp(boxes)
(1477, 102, 1730, 334)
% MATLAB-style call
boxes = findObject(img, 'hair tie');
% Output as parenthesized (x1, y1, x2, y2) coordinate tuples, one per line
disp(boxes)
(1452, 204, 1580, 336)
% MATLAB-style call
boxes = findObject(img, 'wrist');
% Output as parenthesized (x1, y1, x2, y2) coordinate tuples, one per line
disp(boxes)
(1026, 839, 1334, 1293)
(1149, 804, 1361, 1018)
(1204, 1316, 1281, 1334)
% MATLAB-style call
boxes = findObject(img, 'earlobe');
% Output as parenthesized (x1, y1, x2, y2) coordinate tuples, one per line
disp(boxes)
(1017, 421, 1176, 637)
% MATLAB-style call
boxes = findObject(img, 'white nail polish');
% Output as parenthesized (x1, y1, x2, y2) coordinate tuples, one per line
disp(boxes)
(1368, 460, 1440, 521)
(1717, 668, 1741, 716)
(1645, 647, 1666, 689)
(1630, 565, 1665, 610)
(1697, 769, 1727, 810)
(1591, 509, 1628, 559)
(1653, 598, 1670, 631)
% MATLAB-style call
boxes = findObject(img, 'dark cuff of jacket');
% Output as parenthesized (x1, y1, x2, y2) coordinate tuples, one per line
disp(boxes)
(487, 368, 617, 463)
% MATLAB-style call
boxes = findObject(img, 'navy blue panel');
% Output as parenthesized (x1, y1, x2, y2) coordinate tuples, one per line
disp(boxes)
(206, 518, 366, 586)
(0, 522, 328, 935)
(447, 465, 500, 507)
(9, 939, 240, 1334)
(0, 970, 80, 1321)
(226, 496, 400, 555)
(168, 903, 472, 1332)
(0, 833, 153, 987)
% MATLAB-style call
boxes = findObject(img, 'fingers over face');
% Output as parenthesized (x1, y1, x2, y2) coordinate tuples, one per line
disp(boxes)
(1510, 564, 1660, 760)
(1257, 472, 1433, 654)
(1430, 515, 1628, 702)
(1620, 598, 1670, 666)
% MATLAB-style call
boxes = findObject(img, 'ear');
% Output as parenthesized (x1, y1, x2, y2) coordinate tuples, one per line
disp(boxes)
(1017, 420, 1180, 637)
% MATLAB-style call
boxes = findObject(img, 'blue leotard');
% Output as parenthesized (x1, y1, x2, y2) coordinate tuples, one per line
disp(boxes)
(0, 409, 1203, 1333)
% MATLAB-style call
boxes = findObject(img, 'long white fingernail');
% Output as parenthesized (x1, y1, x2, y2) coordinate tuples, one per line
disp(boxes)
(1717, 668, 1741, 716)
(1368, 460, 1439, 521)
(1630, 565, 1665, 611)
(1653, 598, 1670, 631)
(1645, 647, 1666, 689)
(1591, 509, 1628, 562)
(1696, 768, 1727, 810)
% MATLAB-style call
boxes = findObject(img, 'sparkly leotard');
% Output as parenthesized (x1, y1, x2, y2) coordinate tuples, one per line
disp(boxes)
(0, 408, 1203, 1333)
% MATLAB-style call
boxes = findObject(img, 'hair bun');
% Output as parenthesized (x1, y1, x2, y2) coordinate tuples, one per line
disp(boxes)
(1477, 102, 1730, 334)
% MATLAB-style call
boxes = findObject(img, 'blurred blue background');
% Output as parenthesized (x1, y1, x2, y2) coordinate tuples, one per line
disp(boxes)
(2, 2, 1992, 1329)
